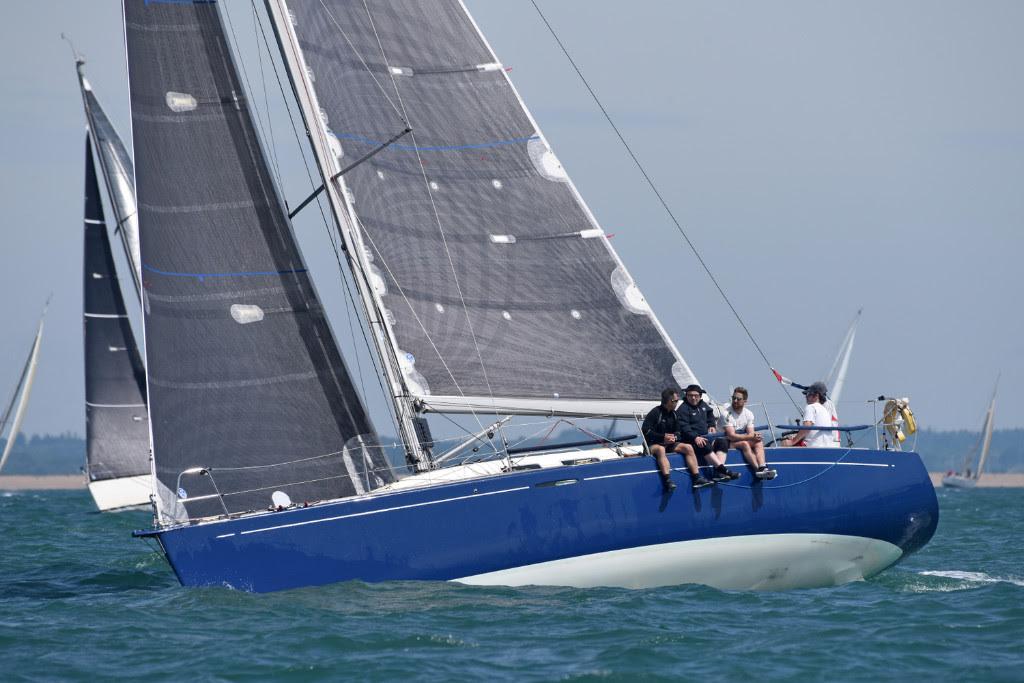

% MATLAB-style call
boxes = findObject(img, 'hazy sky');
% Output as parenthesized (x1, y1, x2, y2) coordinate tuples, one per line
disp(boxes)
(1, 1, 1021, 439)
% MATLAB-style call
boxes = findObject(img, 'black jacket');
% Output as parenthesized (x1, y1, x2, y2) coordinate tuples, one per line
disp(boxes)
(676, 399, 717, 443)
(641, 405, 681, 446)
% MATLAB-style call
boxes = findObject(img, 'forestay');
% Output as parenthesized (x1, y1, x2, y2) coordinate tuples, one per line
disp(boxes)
(82, 135, 151, 484)
(125, 0, 392, 523)
(75, 61, 142, 298)
(268, 0, 698, 417)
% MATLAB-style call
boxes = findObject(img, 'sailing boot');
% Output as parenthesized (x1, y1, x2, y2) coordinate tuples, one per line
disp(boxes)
(659, 472, 677, 492)
(691, 474, 714, 489)
(714, 464, 740, 481)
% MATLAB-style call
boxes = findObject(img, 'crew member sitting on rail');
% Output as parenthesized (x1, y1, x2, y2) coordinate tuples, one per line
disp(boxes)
(724, 386, 776, 480)
(780, 381, 839, 448)
(677, 384, 739, 482)
(642, 388, 712, 491)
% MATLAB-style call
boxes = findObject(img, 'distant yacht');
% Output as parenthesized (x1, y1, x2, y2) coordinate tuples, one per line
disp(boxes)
(942, 378, 998, 489)
(71, 50, 152, 512)
(0, 310, 46, 476)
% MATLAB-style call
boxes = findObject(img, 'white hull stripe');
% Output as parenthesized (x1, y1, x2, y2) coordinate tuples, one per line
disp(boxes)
(232, 485, 531, 537)
(86, 402, 146, 408)
(84, 313, 128, 319)
(84, 218, 105, 225)
(584, 460, 890, 483)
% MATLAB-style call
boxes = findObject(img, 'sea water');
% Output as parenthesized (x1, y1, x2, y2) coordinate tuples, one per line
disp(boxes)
(1, 488, 1021, 681)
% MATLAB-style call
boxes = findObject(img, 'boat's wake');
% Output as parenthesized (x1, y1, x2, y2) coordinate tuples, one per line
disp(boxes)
(915, 570, 1024, 590)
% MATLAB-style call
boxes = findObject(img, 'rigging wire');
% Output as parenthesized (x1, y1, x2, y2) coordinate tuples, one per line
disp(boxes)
(527, 0, 800, 414)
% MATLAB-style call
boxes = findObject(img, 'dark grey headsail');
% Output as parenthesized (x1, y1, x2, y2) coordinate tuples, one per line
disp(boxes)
(267, 0, 698, 418)
(75, 59, 142, 299)
(124, 0, 392, 523)
(82, 135, 150, 484)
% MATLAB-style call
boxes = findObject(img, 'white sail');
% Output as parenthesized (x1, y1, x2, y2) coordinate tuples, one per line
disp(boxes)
(974, 378, 998, 479)
(826, 308, 861, 405)
(0, 317, 44, 474)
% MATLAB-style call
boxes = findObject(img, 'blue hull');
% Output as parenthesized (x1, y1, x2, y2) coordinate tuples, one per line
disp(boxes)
(138, 448, 938, 592)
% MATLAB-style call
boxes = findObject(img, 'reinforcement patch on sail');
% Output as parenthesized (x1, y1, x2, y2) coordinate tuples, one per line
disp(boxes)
(125, 1, 392, 522)
(83, 137, 151, 482)
(279, 0, 697, 406)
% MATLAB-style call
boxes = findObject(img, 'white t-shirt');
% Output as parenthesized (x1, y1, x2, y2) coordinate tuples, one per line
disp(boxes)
(725, 407, 755, 436)
(802, 402, 837, 448)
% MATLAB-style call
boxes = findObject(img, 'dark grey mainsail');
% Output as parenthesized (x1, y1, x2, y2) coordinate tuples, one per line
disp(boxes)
(82, 135, 150, 484)
(267, 0, 698, 418)
(125, 0, 392, 522)
(75, 59, 142, 299)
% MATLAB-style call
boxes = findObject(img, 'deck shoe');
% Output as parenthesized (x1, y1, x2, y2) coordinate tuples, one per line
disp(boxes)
(714, 465, 740, 482)
(755, 466, 771, 480)
(660, 473, 677, 492)
(691, 475, 714, 489)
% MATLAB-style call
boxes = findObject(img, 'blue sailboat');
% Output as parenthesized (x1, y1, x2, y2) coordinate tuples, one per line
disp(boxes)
(128, 0, 936, 592)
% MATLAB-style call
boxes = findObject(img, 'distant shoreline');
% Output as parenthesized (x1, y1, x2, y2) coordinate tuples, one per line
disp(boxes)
(3, 472, 1022, 491)
(0, 475, 84, 490)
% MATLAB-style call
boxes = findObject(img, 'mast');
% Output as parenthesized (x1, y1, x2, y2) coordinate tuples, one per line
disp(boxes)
(0, 312, 45, 474)
(263, 0, 427, 470)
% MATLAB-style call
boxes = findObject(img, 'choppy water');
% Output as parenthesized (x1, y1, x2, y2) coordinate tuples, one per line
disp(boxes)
(1, 488, 1022, 681)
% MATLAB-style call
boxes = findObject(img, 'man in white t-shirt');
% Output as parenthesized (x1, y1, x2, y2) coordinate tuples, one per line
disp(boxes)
(781, 382, 839, 448)
(723, 387, 776, 479)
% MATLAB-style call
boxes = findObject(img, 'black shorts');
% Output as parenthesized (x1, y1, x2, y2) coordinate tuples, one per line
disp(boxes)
(688, 436, 729, 459)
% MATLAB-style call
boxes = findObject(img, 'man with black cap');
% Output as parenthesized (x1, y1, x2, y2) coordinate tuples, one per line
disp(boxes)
(677, 384, 740, 482)
(641, 388, 713, 491)
(781, 381, 838, 448)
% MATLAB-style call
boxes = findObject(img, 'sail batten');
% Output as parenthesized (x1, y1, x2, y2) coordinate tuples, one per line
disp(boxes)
(266, 0, 698, 416)
(82, 134, 151, 484)
(125, 0, 392, 523)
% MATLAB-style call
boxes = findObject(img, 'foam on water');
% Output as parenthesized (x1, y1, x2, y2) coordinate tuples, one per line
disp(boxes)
(919, 570, 1024, 587)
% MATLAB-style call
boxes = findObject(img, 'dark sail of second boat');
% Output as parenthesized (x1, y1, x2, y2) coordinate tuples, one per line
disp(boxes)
(82, 133, 151, 510)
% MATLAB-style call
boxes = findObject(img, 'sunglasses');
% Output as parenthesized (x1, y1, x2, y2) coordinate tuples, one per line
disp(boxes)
(731, 396, 746, 401)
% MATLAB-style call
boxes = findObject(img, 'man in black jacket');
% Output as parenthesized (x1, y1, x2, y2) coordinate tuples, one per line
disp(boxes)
(642, 388, 713, 491)
(677, 384, 740, 482)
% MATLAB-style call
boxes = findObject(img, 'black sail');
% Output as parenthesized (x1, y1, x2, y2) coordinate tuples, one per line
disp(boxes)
(271, 1, 699, 416)
(125, 0, 391, 522)
(83, 135, 150, 483)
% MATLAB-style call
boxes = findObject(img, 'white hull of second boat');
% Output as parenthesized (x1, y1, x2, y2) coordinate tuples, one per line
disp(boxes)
(88, 474, 151, 511)
(455, 533, 903, 591)
(941, 475, 978, 489)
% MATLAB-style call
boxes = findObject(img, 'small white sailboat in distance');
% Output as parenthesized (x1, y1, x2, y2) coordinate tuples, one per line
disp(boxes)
(942, 377, 999, 489)
(0, 306, 47, 475)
